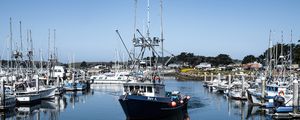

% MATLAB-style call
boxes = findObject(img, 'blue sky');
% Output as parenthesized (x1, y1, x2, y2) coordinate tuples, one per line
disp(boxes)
(0, 0, 299, 62)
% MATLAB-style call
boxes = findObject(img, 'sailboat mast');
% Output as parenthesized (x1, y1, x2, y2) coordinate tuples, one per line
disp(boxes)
(289, 30, 293, 74)
(53, 29, 56, 62)
(19, 21, 23, 52)
(268, 30, 272, 77)
(280, 31, 283, 57)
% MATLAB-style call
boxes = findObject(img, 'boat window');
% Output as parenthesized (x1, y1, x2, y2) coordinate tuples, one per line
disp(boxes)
(155, 87, 159, 94)
(124, 86, 128, 92)
(144, 87, 146, 92)
(140, 86, 144, 92)
(135, 86, 139, 90)
(275, 87, 278, 92)
(147, 86, 152, 93)
(129, 86, 134, 91)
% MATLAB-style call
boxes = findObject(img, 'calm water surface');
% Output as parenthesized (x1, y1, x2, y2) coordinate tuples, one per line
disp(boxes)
(1, 78, 270, 120)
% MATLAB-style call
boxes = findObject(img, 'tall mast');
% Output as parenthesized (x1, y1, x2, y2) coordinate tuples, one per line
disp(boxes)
(19, 21, 23, 52)
(289, 30, 293, 74)
(53, 29, 56, 62)
(280, 31, 283, 57)
(146, 0, 150, 38)
(268, 30, 272, 77)
(47, 29, 51, 79)
(133, 0, 137, 59)
(9, 18, 13, 69)
(48, 29, 51, 62)
(160, 0, 164, 65)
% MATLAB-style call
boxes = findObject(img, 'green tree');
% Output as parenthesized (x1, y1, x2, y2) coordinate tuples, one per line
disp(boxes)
(215, 54, 233, 66)
(242, 55, 257, 64)
(80, 61, 88, 68)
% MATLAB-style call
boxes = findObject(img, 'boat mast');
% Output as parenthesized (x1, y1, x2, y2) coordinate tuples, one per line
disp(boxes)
(53, 29, 57, 64)
(47, 29, 51, 85)
(160, 0, 164, 65)
(9, 18, 13, 71)
(146, 0, 150, 38)
(267, 30, 272, 78)
(280, 31, 285, 82)
(133, 0, 137, 60)
(289, 30, 293, 77)
(19, 21, 23, 53)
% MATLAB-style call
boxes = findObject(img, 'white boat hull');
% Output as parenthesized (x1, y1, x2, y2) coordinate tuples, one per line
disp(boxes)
(16, 87, 56, 103)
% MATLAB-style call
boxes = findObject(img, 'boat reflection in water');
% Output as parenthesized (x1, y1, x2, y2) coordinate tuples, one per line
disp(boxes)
(17, 96, 67, 120)
(0, 95, 67, 120)
(64, 89, 93, 109)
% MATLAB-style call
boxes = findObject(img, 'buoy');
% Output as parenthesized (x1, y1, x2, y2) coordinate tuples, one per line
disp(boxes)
(155, 76, 160, 80)
(279, 90, 284, 96)
(171, 101, 176, 107)
(186, 96, 190, 99)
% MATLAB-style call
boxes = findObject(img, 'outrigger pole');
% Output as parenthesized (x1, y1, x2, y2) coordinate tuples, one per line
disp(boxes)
(116, 30, 133, 61)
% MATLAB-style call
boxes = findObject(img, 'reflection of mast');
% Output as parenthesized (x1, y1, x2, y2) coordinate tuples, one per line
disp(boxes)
(240, 101, 245, 120)
(227, 96, 230, 116)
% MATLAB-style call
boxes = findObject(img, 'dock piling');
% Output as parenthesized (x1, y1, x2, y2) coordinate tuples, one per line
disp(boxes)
(228, 74, 231, 88)
(210, 73, 213, 82)
(242, 75, 245, 97)
(293, 79, 298, 114)
(204, 72, 207, 82)
(261, 77, 266, 104)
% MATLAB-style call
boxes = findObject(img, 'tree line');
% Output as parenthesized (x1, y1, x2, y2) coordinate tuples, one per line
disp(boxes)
(242, 43, 300, 65)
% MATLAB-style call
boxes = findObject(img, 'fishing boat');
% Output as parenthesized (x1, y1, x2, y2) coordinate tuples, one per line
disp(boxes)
(118, 0, 189, 119)
(14, 76, 56, 104)
(227, 75, 249, 100)
(64, 73, 87, 91)
(0, 81, 16, 110)
(119, 78, 190, 119)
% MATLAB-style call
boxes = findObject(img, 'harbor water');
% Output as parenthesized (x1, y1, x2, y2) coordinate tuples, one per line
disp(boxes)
(0, 78, 270, 120)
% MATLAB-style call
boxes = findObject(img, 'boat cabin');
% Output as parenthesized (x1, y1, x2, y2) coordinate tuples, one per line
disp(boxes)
(266, 84, 288, 96)
(123, 83, 165, 97)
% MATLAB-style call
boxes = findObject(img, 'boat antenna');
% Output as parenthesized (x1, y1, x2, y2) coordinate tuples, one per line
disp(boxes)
(116, 30, 133, 61)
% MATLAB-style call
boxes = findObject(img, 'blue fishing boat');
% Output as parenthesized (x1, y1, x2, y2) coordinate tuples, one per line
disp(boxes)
(119, 78, 190, 119)
(64, 81, 87, 91)
(117, 0, 190, 119)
